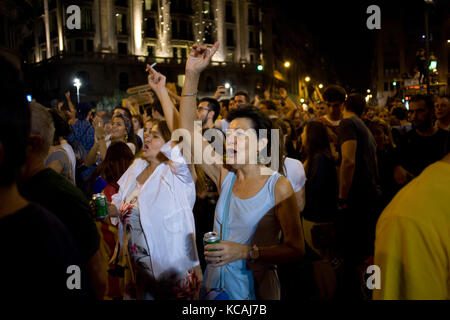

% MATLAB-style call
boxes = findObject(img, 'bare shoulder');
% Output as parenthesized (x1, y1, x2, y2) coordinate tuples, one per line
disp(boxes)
(274, 176, 295, 204)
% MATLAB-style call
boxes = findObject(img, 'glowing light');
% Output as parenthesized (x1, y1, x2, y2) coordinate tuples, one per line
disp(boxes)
(26, 95, 32, 102)
(305, 76, 311, 82)
(224, 83, 231, 89)
(300, 98, 305, 103)
(73, 78, 81, 88)
(284, 61, 290, 68)
(318, 84, 323, 89)
(257, 64, 263, 71)
(367, 89, 371, 93)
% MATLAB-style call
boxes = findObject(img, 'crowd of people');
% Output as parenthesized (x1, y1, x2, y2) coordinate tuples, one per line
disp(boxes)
(0, 41, 449, 300)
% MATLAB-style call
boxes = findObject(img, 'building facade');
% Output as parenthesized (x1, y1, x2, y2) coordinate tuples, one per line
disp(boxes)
(22, 0, 264, 105)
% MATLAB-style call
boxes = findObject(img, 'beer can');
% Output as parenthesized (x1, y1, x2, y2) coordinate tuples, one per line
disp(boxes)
(93, 193, 108, 219)
(203, 231, 220, 251)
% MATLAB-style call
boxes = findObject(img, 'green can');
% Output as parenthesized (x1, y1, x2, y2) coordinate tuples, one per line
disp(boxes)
(93, 193, 108, 219)
(203, 231, 220, 251)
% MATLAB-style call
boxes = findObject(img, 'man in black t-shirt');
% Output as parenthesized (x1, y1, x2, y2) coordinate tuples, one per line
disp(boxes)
(393, 95, 448, 185)
(337, 93, 381, 299)
(18, 102, 106, 299)
(0, 57, 87, 300)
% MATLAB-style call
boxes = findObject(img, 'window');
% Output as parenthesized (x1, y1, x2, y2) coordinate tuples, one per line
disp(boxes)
(50, 11, 57, 37)
(172, 19, 178, 39)
(115, 0, 128, 7)
(249, 31, 256, 49)
(226, 29, 235, 46)
(173, 47, 178, 58)
(116, 13, 127, 35)
(145, 17, 156, 38)
(119, 72, 129, 91)
(75, 39, 84, 52)
(203, 1, 213, 20)
(226, 3, 234, 23)
(180, 47, 187, 59)
(250, 54, 254, 62)
(86, 39, 94, 52)
(204, 24, 213, 44)
(118, 42, 128, 55)
(144, 0, 154, 11)
(147, 46, 154, 57)
(248, 8, 255, 25)
(179, 20, 187, 40)
(82, 8, 93, 32)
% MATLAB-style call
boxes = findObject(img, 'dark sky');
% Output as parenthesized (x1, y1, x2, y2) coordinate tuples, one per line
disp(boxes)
(271, 0, 444, 92)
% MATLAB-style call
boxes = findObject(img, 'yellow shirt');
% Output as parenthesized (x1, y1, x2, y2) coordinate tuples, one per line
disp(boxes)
(373, 160, 450, 300)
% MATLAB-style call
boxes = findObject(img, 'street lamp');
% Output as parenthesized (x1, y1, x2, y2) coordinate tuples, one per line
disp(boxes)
(73, 78, 81, 104)
(257, 64, 263, 71)
(224, 82, 233, 97)
(367, 89, 371, 93)
(305, 76, 311, 82)
(284, 61, 291, 68)
(318, 84, 324, 89)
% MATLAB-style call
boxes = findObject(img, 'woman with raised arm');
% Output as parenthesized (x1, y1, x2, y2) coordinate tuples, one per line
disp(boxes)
(106, 69, 202, 299)
(179, 42, 305, 300)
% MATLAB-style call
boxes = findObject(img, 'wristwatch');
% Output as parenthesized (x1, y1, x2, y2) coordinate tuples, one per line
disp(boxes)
(249, 245, 259, 262)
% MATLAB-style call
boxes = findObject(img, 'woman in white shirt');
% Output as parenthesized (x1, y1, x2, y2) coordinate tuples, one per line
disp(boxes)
(107, 119, 201, 300)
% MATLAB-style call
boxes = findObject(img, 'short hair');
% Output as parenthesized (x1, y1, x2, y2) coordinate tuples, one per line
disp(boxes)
(30, 102, 55, 157)
(323, 85, 347, 103)
(259, 100, 277, 111)
(48, 109, 71, 144)
(344, 93, 366, 117)
(200, 97, 221, 122)
(410, 94, 434, 112)
(391, 106, 407, 121)
(0, 57, 30, 186)
(234, 91, 250, 103)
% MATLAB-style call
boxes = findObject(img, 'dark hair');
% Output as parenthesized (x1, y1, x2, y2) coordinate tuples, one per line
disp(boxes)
(152, 119, 171, 142)
(270, 118, 287, 174)
(234, 91, 250, 103)
(132, 114, 144, 128)
(48, 108, 71, 144)
(89, 141, 134, 193)
(220, 99, 230, 112)
(323, 85, 347, 103)
(304, 121, 332, 163)
(344, 93, 366, 117)
(410, 94, 434, 112)
(76, 102, 92, 120)
(260, 99, 277, 111)
(151, 99, 164, 117)
(114, 106, 133, 120)
(0, 57, 30, 186)
(391, 107, 407, 121)
(226, 106, 282, 172)
(200, 97, 221, 122)
(112, 114, 138, 150)
(101, 112, 112, 124)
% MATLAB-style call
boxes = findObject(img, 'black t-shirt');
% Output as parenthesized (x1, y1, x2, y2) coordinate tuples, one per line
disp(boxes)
(338, 116, 381, 202)
(0, 203, 89, 299)
(393, 128, 448, 177)
(19, 168, 99, 263)
(302, 153, 338, 222)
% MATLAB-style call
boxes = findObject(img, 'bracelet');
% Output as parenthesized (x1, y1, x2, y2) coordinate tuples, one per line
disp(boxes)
(181, 91, 198, 97)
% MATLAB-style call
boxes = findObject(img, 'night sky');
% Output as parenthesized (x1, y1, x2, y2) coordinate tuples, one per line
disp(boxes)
(272, 0, 446, 93)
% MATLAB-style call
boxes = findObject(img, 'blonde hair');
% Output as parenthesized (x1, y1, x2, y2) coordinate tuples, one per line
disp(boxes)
(30, 102, 55, 157)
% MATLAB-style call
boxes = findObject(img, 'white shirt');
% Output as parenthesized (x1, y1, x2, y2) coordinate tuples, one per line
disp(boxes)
(61, 142, 76, 183)
(111, 141, 199, 280)
(284, 157, 306, 192)
(214, 119, 230, 133)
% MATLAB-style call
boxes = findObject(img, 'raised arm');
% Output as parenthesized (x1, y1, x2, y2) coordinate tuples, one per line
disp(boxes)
(146, 65, 180, 132)
(180, 42, 226, 189)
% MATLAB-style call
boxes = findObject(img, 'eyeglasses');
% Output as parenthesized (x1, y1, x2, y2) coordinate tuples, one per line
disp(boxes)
(197, 106, 211, 112)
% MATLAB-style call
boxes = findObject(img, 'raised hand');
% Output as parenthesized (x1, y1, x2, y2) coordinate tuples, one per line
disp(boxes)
(146, 64, 167, 94)
(185, 42, 220, 75)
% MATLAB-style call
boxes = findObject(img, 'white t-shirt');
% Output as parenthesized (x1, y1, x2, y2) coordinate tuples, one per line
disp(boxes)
(215, 119, 230, 133)
(283, 157, 306, 192)
(61, 142, 76, 183)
